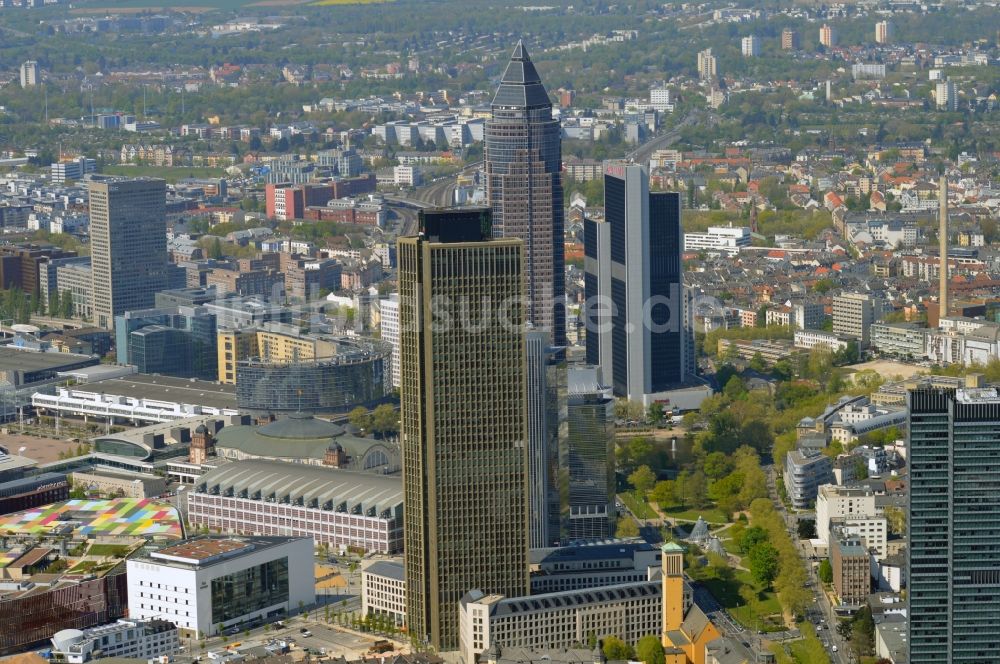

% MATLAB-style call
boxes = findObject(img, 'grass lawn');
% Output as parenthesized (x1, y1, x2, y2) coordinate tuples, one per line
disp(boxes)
(787, 623, 831, 664)
(661, 504, 730, 524)
(68, 560, 97, 574)
(87, 543, 131, 557)
(102, 164, 228, 183)
(617, 492, 657, 520)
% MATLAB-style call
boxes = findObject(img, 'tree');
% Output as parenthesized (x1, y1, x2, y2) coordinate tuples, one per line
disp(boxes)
(703, 451, 733, 479)
(748, 351, 766, 373)
(209, 237, 224, 259)
(739, 526, 769, 554)
(348, 406, 372, 432)
(635, 635, 665, 664)
(647, 402, 665, 426)
(884, 505, 906, 536)
(627, 436, 655, 468)
(601, 636, 634, 661)
(628, 465, 656, 497)
(748, 542, 780, 589)
(850, 605, 875, 657)
(650, 480, 676, 508)
(818, 559, 833, 583)
(679, 470, 708, 508)
(615, 516, 639, 538)
(371, 404, 399, 437)
(797, 519, 817, 539)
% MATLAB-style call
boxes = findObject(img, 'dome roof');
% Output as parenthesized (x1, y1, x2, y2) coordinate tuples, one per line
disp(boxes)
(195, 424, 208, 434)
(258, 413, 344, 440)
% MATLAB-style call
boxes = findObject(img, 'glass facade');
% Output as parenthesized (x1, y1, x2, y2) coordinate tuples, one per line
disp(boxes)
(560, 368, 615, 541)
(210, 558, 289, 625)
(648, 192, 683, 392)
(908, 386, 1000, 663)
(236, 340, 390, 413)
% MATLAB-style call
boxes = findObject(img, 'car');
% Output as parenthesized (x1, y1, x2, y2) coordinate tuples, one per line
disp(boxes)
(301, 631, 313, 638)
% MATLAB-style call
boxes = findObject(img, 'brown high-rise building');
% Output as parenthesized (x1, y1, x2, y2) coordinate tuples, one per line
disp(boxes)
(485, 41, 565, 346)
(399, 208, 529, 651)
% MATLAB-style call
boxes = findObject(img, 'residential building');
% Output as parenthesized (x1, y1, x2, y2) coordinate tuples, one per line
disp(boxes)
(20, 60, 38, 88)
(819, 24, 837, 48)
(852, 63, 887, 80)
(399, 208, 529, 651)
(875, 20, 892, 44)
(585, 164, 691, 405)
(560, 366, 615, 541)
(741, 35, 761, 57)
(49, 619, 179, 664)
(784, 449, 833, 509)
(485, 41, 566, 345)
(831, 534, 871, 606)
(187, 460, 403, 554)
(833, 292, 883, 350)
(650, 87, 673, 113)
(816, 485, 878, 546)
(379, 295, 400, 389)
(781, 29, 800, 50)
(126, 536, 314, 638)
(697, 48, 717, 80)
(88, 178, 168, 328)
(459, 581, 662, 664)
(935, 80, 958, 111)
(907, 383, 1000, 662)
(683, 225, 751, 256)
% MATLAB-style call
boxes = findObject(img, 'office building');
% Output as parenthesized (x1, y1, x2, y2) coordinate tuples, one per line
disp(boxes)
(831, 534, 870, 606)
(116, 305, 217, 380)
(525, 329, 558, 549)
(51, 157, 96, 185)
(399, 208, 529, 651)
(50, 619, 179, 664)
(815, 485, 877, 546)
(875, 20, 893, 44)
(362, 561, 407, 626)
(833, 292, 883, 351)
(783, 449, 833, 509)
(459, 581, 662, 664)
(741, 35, 761, 57)
(585, 163, 689, 404)
(0, 243, 78, 295)
(188, 460, 403, 554)
(560, 366, 615, 541)
(88, 178, 168, 328)
(781, 29, 800, 50)
(485, 41, 566, 346)
(935, 80, 958, 111)
(697, 48, 717, 80)
(907, 384, 1000, 662)
(683, 226, 751, 256)
(0, 472, 69, 516)
(126, 536, 314, 638)
(379, 295, 400, 389)
(20, 60, 38, 88)
(819, 24, 837, 48)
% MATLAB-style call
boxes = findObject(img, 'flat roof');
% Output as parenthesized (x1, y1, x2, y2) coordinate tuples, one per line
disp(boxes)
(0, 347, 96, 373)
(83, 374, 236, 410)
(154, 539, 252, 562)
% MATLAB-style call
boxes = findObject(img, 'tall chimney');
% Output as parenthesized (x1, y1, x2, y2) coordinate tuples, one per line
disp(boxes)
(939, 175, 949, 322)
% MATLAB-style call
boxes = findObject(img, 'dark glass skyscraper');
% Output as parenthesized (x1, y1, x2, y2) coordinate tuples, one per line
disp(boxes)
(908, 383, 1000, 663)
(485, 41, 566, 346)
(584, 163, 688, 402)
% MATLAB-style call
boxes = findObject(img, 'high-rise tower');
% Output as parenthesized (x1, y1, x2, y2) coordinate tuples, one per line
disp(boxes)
(485, 41, 566, 346)
(88, 177, 168, 329)
(907, 381, 1000, 662)
(584, 163, 688, 403)
(398, 208, 530, 651)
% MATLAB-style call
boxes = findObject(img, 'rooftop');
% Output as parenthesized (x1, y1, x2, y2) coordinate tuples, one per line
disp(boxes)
(364, 559, 405, 582)
(0, 347, 96, 374)
(83, 374, 236, 410)
(492, 41, 552, 109)
(153, 538, 253, 563)
(530, 539, 657, 565)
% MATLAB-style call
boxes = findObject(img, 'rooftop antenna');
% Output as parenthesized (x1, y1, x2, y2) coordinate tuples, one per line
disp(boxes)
(939, 175, 949, 321)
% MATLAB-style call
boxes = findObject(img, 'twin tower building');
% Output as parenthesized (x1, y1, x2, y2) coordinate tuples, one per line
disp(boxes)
(399, 43, 692, 651)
